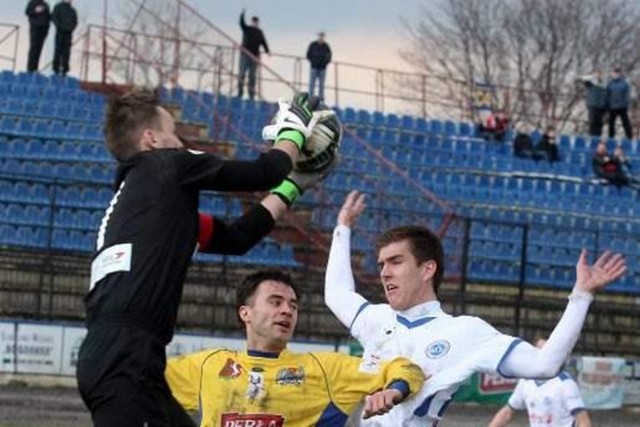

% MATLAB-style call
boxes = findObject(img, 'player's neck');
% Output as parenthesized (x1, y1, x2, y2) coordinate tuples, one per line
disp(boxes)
(246, 337, 286, 355)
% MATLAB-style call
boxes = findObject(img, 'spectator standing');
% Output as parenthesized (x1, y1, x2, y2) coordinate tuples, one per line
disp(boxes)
(238, 9, 270, 100)
(306, 32, 332, 100)
(536, 126, 561, 162)
(51, 0, 77, 76)
(592, 139, 629, 187)
(607, 68, 632, 139)
(577, 70, 607, 137)
(25, 0, 51, 73)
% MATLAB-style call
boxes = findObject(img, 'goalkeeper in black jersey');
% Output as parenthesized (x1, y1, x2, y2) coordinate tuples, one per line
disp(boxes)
(76, 89, 333, 427)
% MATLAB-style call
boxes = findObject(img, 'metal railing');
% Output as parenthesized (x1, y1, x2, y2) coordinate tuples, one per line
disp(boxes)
(0, 23, 19, 72)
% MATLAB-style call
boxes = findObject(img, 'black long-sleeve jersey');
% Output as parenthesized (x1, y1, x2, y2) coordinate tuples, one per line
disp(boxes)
(85, 148, 291, 344)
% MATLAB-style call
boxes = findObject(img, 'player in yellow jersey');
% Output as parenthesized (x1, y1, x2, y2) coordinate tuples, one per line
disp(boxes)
(165, 269, 425, 426)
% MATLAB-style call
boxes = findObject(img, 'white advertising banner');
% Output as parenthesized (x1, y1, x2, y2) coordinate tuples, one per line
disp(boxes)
(577, 356, 626, 409)
(14, 323, 63, 375)
(60, 326, 87, 376)
(0, 322, 16, 373)
(623, 360, 640, 405)
(166, 334, 212, 357)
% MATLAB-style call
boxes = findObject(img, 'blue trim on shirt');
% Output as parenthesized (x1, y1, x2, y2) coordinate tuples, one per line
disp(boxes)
(396, 315, 436, 329)
(535, 371, 572, 387)
(316, 401, 348, 427)
(558, 371, 572, 381)
(437, 395, 455, 417)
(386, 380, 410, 399)
(413, 394, 434, 417)
(496, 338, 524, 378)
(570, 407, 586, 416)
(247, 349, 280, 359)
(348, 302, 370, 332)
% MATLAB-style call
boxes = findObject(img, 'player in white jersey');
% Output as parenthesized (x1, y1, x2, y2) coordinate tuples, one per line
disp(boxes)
(489, 339, 591, 427)
(325, 191, 626, 426)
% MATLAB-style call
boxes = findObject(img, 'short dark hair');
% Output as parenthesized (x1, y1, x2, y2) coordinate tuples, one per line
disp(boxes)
(375, 226, 445, 294)
(104, 89, 162, 162)
(251, 16, 259, 23)
(236, 269, 299, 323)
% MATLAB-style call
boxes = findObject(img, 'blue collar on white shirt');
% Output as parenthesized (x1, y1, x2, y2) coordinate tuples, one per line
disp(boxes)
(396, 300, 445, 329)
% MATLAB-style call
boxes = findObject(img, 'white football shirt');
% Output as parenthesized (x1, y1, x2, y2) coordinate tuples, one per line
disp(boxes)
(351, 301, 520, 426)
(508, 373, 586, 427)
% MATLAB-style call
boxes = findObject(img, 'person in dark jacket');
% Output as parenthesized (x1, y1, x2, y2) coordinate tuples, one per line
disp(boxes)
(51, 0, 77, 76)
(535, 126, 561, 163)
(238, 9, 270, 100)
(25, 0, 51, 73)
(577, 70, 607, 136)
(607, 68, 632, 139)
(613, 146, 640, 189)
(306, 32, 332, 100)
(513, 122, 542, 160)
(592, 139, 629, 187)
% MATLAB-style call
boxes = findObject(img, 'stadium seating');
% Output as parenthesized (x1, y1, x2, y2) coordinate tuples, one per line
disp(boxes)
(0, 69, 638, 292)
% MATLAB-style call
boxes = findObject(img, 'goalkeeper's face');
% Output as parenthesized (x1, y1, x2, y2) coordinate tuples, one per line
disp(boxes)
(242, 280, 298, 352)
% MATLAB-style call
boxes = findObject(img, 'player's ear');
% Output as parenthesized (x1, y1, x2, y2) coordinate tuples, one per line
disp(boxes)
(421, 259, 437, 283)
(140, 128, 159, 151)
(238, 305, 251, 323)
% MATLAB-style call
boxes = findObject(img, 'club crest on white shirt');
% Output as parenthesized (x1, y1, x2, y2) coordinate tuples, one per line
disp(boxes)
(425, 340, 450, 359)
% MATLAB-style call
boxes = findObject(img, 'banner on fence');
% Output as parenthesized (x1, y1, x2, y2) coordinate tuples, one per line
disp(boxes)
(455, 372, 518, 405)
(577, 356, 626, 409)
(0, 321, 345, 377)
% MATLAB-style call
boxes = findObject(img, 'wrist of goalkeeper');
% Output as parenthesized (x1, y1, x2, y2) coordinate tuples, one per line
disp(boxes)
(275, 129, 306, 151)
(271, 178, 302, 206)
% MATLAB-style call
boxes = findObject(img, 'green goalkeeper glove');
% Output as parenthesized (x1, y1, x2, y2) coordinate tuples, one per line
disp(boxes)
(262, 92, 321, 150)
(271, 155, 340, 205)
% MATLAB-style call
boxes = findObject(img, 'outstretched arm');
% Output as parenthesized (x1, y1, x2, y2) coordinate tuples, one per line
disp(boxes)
(488, 405, 515, 427)
(500, 250, 626, 378)
(319, 352, 425, 421)
(574, 410, 592, 427)
(239, 9, 247, 29)
(197, 193, 287, 255)
(324, 191, 368, 327)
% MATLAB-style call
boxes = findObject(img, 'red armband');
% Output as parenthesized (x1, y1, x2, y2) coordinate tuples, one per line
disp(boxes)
(198, 213, 215, 250)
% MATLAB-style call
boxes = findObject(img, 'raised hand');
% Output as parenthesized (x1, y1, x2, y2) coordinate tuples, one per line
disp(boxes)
(261, 93, 321, 150)
(575, 249, 626, 294)
(338, 190, 365, 227)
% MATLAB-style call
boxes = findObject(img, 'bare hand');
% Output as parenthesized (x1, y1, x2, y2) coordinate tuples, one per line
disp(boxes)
(362, 389, 401, 419)
(575, 249, 626, 294)
(338, 190, 365, 227)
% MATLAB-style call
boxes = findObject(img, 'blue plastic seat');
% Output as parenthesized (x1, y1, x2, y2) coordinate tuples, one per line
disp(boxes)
(444, 120, 456, 135)
(429, 119, 443, 134)
(356, 109, 371, 125)
(6, 99, 24, 115)
(386, 113, 400, 129)
(0, 117, 17, 133)
(343, 107, 356, 123)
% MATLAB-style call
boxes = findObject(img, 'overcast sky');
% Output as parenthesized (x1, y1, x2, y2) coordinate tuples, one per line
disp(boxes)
(1, 0, 429, 110)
